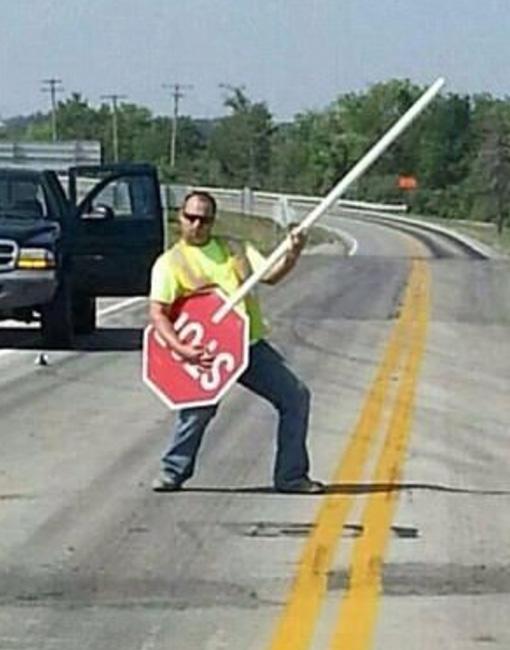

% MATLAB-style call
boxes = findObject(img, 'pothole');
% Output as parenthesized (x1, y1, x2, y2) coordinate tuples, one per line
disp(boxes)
(223, 521, 314, 538)
(223, 521, 419, 539)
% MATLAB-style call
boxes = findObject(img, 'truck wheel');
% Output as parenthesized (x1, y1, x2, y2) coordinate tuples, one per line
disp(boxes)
(72, 294, 96, 335)
(40, 279, 74, 347)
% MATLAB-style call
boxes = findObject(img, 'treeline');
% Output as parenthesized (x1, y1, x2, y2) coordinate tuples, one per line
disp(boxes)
(3, 80, 510, 229)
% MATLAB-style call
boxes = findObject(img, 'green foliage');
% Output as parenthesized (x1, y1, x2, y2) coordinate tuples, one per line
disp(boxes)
(468, 102, 510, 232)
(5, 80, 510, 232)
(208, 87, 273, 188)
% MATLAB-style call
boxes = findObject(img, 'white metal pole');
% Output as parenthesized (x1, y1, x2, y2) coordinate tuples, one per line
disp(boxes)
(213, 76, 445, 324)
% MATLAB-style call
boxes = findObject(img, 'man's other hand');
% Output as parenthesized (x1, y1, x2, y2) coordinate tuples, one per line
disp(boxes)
(287, 228, 307, 261)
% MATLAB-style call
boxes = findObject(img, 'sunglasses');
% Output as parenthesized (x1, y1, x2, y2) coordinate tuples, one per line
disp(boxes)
(182, 212, 215, 225)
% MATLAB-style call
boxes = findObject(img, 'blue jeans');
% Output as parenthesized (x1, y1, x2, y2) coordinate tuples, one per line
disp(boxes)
(161, 339, 311, 488)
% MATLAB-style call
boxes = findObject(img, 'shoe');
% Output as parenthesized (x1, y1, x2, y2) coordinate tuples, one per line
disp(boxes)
(275, 477, 325, 494)
(151, 473, 182, 492)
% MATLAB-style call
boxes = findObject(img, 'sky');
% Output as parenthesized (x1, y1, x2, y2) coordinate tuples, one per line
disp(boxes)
(1, 0, 509, 122)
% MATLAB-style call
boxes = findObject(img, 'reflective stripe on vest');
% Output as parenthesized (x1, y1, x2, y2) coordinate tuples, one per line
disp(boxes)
(168, 237, 251, 292)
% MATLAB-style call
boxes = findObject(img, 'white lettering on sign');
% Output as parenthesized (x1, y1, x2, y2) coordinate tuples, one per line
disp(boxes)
(172, 311, 236, 391)
(200, 353, 236, 391)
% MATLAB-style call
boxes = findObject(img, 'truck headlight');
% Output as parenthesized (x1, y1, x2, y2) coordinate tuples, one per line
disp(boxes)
(16, 247, 56, 270)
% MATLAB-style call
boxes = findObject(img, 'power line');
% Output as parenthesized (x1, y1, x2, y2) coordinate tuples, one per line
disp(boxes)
(162, 83, 193, 167)
(41, 78, 63, 142)
(100, 93, 127, 162)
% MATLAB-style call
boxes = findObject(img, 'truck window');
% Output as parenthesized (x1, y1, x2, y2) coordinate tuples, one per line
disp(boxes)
(81, 175, 156, 220)
(0, 178, 48, 219)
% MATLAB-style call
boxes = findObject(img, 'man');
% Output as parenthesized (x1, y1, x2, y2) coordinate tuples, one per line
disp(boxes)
(149, 190, 324, 494)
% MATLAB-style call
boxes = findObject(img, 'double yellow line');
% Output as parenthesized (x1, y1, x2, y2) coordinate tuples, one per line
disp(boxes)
(267, 257, 431, 650)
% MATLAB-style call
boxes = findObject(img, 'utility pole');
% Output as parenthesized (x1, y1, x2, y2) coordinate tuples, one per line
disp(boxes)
(41, 78, 63, 142)
(100, 93, 127, 162)
(162, 83, 193, 167)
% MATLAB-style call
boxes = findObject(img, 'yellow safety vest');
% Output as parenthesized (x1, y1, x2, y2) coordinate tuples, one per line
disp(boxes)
(167, 237, 266, 341)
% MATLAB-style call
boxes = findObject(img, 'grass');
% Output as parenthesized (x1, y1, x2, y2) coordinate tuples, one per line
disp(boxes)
(167, 209, 344, 254)
(167, 208, 509, 257)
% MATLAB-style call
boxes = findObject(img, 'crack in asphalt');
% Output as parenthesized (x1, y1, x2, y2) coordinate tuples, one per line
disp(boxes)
(327, 563, 510, 597)
(0, 574, 278, 610)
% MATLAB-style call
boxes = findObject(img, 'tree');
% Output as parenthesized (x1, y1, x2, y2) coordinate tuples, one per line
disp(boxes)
(209, 88, 274, 187)
(111, 102, 153, 162)
(269, 79, 425, 199)
(416, 93, 472, 189)
(7, 80, 510, 226)
(471, 103, 510, 233)
(24, 93, 110, 144)
(56, 93, 107, 140)
(158, 116, 209, 183)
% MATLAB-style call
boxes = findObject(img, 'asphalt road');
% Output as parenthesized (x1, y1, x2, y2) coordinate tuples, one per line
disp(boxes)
(0, 216, 509, 650)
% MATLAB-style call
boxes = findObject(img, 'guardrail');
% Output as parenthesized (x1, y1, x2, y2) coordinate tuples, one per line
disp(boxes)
(168, 184, 495, 259)
(55, 176, 497, 259)
(0, 141, 101, 171)
(337, 206, 495, 259)
(165, 184, 407, 226)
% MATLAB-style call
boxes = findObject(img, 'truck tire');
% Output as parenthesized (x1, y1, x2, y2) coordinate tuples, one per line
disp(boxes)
(40, 279, 74, 347)
(72, 294, 96, 335)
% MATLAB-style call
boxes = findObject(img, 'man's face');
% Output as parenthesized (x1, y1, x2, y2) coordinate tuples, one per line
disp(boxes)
(179, 196, 215, 246)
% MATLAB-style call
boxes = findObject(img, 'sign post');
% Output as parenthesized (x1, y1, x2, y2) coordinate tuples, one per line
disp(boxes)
(213, 77, 445, 324)
(143, 77, 445, 409)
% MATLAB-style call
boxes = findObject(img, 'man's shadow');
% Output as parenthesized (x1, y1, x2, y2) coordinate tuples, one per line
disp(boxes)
(160, 482, 510, 496)
(171, 483, 403, 496)
(0, 327, 142, 352)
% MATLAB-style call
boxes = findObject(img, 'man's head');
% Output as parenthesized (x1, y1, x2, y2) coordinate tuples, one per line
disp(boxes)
(179, 191, 217, 246)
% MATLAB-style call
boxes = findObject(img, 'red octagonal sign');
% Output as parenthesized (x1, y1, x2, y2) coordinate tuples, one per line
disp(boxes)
(143, 289, 249, 409)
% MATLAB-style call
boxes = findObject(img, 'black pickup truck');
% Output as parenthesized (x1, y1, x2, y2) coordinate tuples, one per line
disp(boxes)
(0, 164, 164, 346)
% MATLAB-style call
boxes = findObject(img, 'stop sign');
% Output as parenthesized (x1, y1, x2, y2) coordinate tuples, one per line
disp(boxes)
(142, 289, 249, 409)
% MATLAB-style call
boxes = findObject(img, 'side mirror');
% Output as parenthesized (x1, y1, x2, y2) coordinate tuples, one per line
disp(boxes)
(82, 203, 114, 221)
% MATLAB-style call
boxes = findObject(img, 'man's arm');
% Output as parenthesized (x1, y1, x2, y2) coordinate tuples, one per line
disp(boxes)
(149, 255, 212, 368)
(261, 229, 307, 285)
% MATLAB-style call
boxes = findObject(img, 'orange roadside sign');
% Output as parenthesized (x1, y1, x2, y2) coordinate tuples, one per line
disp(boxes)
(397, 175, 418, 190)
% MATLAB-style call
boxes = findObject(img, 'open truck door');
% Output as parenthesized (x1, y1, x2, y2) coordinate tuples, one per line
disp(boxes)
(68, 163, 164, 297)
(44, 163, 166, 339)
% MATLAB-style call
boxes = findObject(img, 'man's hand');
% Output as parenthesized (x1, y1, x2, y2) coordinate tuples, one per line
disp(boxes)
(261, 227, 308, 285)
(151, 301, 215, 369)
(174, 343, 215, 369)
(286, 228, 307, 262)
